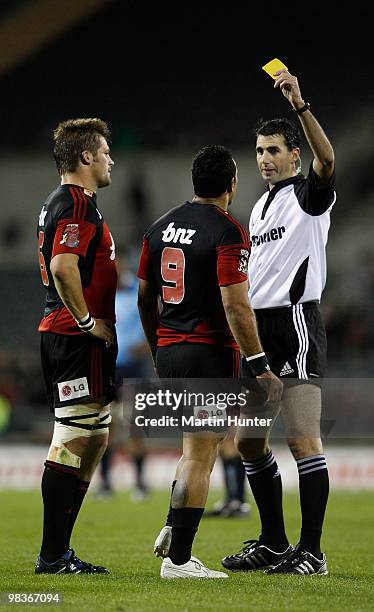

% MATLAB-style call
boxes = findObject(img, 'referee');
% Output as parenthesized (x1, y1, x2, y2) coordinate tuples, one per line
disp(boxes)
(222, 69, 335, 575)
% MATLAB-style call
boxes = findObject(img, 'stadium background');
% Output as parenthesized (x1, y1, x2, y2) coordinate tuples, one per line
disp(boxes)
(0, 3, 373, 608)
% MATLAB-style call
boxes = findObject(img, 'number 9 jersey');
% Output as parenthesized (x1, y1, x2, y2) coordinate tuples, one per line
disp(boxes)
(137, 200, 250, 348)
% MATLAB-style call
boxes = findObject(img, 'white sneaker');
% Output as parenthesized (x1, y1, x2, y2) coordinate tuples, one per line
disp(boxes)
(153, 526, 172, 558)
(161, 556, 228, 579)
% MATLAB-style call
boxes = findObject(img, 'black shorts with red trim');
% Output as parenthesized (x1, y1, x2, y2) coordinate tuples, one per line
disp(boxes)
(242, 301, 327, 389)
(156, 343, 241, 433)
(40, 330, 118, 412)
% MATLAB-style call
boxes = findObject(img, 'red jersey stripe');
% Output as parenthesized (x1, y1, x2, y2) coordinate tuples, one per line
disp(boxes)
(69, 186, 79, 220)
(74, 186, 84, 220)
(81, 191, 88, 221)
(215, 207, 250, 247)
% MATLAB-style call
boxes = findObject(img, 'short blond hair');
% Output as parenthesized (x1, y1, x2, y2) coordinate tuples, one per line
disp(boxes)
(53, 118, 110, 175)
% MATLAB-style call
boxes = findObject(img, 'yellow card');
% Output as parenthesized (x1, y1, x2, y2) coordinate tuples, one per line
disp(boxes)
(262, 58, 288, 79)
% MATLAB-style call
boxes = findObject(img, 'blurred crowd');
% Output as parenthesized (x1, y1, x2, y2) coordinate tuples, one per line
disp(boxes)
(323, 251, 374, 376)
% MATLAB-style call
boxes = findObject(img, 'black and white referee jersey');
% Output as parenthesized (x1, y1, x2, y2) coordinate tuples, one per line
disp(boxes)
(248, 163, 336, 309)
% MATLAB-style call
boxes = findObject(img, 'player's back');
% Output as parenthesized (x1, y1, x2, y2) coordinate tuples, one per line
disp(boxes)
(138, 201, 249, 347)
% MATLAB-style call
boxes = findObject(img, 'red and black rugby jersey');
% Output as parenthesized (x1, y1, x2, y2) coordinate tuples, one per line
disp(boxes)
(138, 201, 250, 347)
(37, 184, 117, 335)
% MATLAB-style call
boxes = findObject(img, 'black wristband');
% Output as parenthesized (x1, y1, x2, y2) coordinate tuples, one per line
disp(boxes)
(293, 102, 310, 115)
(246, 353, 270, 376)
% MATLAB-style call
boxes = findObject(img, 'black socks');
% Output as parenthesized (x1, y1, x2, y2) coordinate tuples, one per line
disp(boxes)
(168, 508, 204, 565)
(243, 451, 288, 552)
(40, 460, 79, 563)
(297, 455, 329, 558)
(65, 479, 90, 550)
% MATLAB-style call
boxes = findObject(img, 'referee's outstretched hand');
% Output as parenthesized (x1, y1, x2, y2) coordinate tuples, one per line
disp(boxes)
(88, 318, 114, 346)
(256, 370, 283, 402)
(273, 69, 304, 110)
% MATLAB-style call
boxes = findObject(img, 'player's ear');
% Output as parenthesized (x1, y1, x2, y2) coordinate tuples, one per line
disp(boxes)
(80, 150, 91, 165)
(229, 175, 237, 193)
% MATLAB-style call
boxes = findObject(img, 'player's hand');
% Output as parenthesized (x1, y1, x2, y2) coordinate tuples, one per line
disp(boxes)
(88, 319, 114, 346)
(273, 69, 304, 110)
(256, 370, 283, 402)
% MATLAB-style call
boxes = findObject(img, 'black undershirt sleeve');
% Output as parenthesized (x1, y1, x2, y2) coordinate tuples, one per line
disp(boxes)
(294, 162, 336, 216)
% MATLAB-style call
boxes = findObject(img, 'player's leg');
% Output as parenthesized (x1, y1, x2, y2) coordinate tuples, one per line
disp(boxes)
(156, 344, 237, 577)
(36, 332, 116, 574)
(64, 407, 111, 546)
(161, 431, 228, 578)
(204, 436, 250, 517)
(129, 437, 149, 501)
(266, 383, 329, 575)
(154, 456, 183, 557)
(37, 402, 111, 574)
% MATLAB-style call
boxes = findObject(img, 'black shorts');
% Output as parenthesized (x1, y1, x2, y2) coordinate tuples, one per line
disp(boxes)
(244, 301, 326, 384)
(156, 343, 240, 378)
(156, 343, 241, 433)
(40, 331, 118, 412)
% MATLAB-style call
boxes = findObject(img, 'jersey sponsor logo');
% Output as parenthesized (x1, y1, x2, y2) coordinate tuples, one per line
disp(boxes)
(57, 377, 89, 402)
(238, 249, 249, 274)
(60, 223, 79, 247)
(162, 222, 196, 245)
(251, 226, 285, 247)
(279, 361, 294, 376)
(38, 206, 48, 227)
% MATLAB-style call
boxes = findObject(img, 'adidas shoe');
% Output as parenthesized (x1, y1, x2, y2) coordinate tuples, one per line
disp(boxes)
(265, 546, 328, 575)
(221, 539, 293, 571)
(161, 556, 228, 579)
(35, 548, 108, 574)
(153, 526, 172, 558)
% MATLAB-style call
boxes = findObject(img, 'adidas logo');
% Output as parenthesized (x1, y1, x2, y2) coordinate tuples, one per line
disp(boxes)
(279, 361, 294, 376)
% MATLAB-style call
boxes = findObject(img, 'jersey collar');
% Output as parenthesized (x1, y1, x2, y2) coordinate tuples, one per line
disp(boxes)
(261, 174, 305, 220)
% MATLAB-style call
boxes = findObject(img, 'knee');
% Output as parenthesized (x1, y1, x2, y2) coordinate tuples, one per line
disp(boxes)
(235, 436, 268, 461)
(287, 437, 323, 459)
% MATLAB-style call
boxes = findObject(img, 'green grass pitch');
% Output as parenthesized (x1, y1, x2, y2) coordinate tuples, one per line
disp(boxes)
(1, 489, 374, 611)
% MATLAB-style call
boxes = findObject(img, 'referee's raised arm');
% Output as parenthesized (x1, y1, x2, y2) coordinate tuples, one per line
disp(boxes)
(273, 69, 335, 185)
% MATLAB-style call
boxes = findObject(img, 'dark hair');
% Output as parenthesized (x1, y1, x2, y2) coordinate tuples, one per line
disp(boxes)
(53, 117, 110, 175)
(254, 118, 301, 150)
(192, 145, 236, 198)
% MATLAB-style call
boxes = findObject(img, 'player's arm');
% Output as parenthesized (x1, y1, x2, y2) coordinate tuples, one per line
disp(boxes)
(50, 253, 114, 344)
(220, 280, 283, 401)
(137, 278, 159, 366)
(274, 69, 335, 185)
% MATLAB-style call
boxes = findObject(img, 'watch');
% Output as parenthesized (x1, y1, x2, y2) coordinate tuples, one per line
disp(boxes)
(293, 102, 311, 115)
